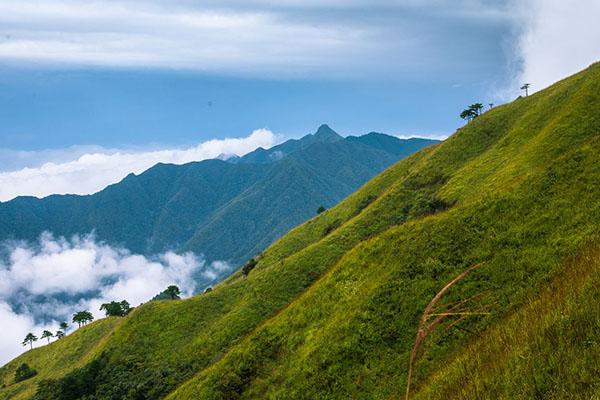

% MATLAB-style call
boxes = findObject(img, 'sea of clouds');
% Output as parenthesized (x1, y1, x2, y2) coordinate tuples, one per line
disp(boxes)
(0, 233, 231, 365)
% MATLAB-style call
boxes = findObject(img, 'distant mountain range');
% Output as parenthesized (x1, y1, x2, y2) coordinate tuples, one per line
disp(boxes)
(0, 124, 437, 273)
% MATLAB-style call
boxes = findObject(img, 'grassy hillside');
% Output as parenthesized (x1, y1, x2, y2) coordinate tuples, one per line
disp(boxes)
(413, 246, 600, 399)
(1, 62, 599, 400)
(0, 318, 122, 400)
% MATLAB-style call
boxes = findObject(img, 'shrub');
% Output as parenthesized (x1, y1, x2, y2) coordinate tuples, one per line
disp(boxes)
(14, 363, 37, 383)
(242, 258, 258, 276)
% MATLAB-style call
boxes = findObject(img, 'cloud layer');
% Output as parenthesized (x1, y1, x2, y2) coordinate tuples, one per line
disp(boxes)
(0, 0, 511, 78)
(0, 233, 230, 365)
(510, 0, 600, 94)
(0, 128, 277, 201)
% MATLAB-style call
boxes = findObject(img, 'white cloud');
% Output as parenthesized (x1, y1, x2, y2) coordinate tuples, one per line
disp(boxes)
(0, 302, 51, 365)
(0, 128, 278, 201)
(0, 0, 369, 75)
(0, 0, 510, 78)
(0, 233, 232, 365)
(510, 0, 600, 94)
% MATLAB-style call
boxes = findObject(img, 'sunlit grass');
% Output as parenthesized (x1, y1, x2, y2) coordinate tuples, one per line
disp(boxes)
(1, 62, 599, 400)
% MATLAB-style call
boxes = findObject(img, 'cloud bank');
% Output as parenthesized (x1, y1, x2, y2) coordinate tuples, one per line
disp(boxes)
(510, 0, 600, 95)
(0, 233, 231, 365)
(0, 0, 510, 78)
(0, 128, 277, 201)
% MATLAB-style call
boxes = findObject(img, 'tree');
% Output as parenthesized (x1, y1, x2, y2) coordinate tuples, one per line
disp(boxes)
(72, 312, 84, 327)
(488, 103, 494, 110)
(120, 300, 131, 314)
(73, 310, 94, 327)
(460, 103, 485, 123)
(165, 285, 181, 300)
(22, 333, 38, 349)
(14, 363, 37, 383)
(56, 330, 65, 339)
(100, 300, 132, 317)
(460, 108, 476, 123)
(151, 285, 182, 301)
(59, 321, 68, 332)
(317, 206, 326, 214)
(41, 330, 54, 343)
(521, 83, 531, 96)
(471, 103, 484, 116)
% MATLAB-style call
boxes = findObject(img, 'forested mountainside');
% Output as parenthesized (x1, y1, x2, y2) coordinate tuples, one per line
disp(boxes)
(0, 125, 437, 270)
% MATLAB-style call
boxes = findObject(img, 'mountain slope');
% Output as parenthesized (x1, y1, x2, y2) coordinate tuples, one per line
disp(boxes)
(0, 127, 437, 270)
(1, 63, 599, 400)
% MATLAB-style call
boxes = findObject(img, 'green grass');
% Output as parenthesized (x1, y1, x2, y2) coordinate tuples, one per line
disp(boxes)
(2, 62, 600, 399)
(413, 246, 600, 400)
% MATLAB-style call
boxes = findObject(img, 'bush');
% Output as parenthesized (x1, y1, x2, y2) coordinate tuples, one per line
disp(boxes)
(242, 258, 258, 276)
(14, 363, 37, 383)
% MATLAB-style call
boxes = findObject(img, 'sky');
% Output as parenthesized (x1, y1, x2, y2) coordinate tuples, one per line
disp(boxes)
(1, 0, 600, 364)
(0, 0, 598, 200)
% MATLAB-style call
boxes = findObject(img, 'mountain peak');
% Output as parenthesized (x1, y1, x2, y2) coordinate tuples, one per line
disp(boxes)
(313, 124, 342, 141)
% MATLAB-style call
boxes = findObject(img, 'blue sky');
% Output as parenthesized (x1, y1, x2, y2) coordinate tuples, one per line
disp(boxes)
(0, 0, 513, 151)
(0, 68, 499, 150)
(0, 0, 599, 199)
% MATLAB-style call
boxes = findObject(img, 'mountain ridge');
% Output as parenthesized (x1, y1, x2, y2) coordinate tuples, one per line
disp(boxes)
(0, 127, 438, 274)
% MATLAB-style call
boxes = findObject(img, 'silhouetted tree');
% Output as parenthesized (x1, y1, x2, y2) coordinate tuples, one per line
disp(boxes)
(59, 321, 68, 332)
(471, 103, 484, 116)
(521, 83, 531, 96)
(22, 333, 38, 349)
(56, 330, 65, 339)
(460, 103, 485, 123)
(165, 285, 181, 300)
(41, 330, 54, 343)
(317, 206, 326, 214)
(460, 108, 476, 123)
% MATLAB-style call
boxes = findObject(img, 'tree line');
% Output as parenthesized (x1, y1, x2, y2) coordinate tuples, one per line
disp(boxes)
(21, 285, 183, 351)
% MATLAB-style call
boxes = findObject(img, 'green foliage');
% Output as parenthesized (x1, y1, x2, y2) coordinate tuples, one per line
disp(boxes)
(316, 206, 326, 214)
(22, 333, 38, 349)
(2, 63, 600, 400)
(14, 364, 37, 383)
(460, 103, 485, 122)
(152, 285, 181, 301)
(72, 311, 94, 327)
(99, 301, 131, 317)
(40, 331, 53, 344)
